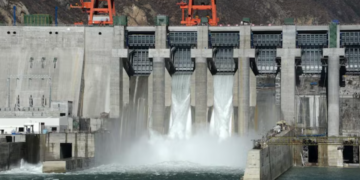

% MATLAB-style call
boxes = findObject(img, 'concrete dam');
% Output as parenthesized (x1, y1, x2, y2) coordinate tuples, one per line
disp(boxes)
(1, 23, 360, 178)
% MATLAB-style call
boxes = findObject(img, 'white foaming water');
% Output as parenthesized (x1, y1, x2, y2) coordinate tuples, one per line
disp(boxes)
(0, 159, 42, 174)
(118, 131, 255, 169)
(168, 74, 192, 139)
(210, 75, 234, 140)
(80, 161, 241, 175)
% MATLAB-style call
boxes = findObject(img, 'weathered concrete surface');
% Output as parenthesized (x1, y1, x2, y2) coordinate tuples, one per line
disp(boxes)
(42, 158, 93, 173)
(0, 27, 84, 116)
(327, 144, 343, 167)
(44, 133, 94, 161)
(194, 60, 208, 131)
(83, 27, 113, 118)
(235, 26, 256, 136)
(150, 26, 168, 134)
(323, 48, 345, 136)
(256, 87, 280, 134)
(0, 142, 24, 171)
(110, 26, 126, 119)
(243, 129, 293, 180)
(278, 26, 299, 125)
(277, 48, 301, 124)
(43, 161, 66, 173)
(152, 58, 166, 134)
(122, 76, 149, 140)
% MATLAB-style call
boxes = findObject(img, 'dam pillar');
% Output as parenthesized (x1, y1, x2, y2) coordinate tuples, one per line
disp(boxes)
(323, 48, 344, 137)
(235, 26, 255, 136)
(277, 48, 301, 125)
(278, 26, 300, 125)
(192, 26, 212, 132)
(149, 26, 170, 134)
(250, 70, 257, 130)
(111, 26, 127, 118)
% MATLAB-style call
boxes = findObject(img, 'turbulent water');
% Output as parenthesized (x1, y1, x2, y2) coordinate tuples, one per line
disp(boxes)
(0, 161, 243, 180)
(169, 74, 192, 139)
(210, 75, 234, 139)
(0, 74, 255, 180)
(278, 167, 360, 180)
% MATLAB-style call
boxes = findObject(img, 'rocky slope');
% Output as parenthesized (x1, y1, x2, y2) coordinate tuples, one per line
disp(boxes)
(1, 0, 360, 26)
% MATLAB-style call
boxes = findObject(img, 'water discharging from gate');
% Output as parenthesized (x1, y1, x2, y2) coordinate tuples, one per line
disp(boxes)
(169, 74, 192, 139)
(210, 75, 234, 139)
(111, 74, 253, 169)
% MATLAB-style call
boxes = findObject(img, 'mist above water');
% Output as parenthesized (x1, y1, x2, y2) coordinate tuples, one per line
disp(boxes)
(116, 74, 253, 169)
(0, 159, 42, 174)
(117, 131, 255, 169)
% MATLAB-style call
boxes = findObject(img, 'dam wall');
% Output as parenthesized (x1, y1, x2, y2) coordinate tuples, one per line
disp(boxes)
(0, 24, 360, 137)
(0, 26, 84, 117)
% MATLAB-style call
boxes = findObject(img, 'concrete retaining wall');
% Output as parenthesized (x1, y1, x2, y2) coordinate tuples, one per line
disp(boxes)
(43, 158, 93, 173)
(243, 130, 293, 180)
(0, 142, 24, 171)
(44, 133, 95, 161)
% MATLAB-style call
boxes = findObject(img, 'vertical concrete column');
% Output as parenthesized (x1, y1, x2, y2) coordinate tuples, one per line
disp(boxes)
(192, 26, 212, 132)
(235, 26, 255, 136)
(278, 26, 299, 125)
(149, 26, 169, 134)
(152, 57, 165, 134)
(277, 49, 301, 124)
(250, 71, 257, 130)
(196, 57, 208, 126)
(110, 26, 127, 119)
(239, 56, 250, 135)
(323, 48, 344, 137)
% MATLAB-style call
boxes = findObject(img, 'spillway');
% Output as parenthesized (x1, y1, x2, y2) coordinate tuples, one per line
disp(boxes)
(210, 75, 234, 139)
(168, 74, 192, 139)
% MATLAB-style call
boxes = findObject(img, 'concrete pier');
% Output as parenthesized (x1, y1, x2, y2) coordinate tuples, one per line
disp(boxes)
(279, 26, 300, 124)
(152, 57, 166, 134)
(277, 48, 301, 124)
(150, 26, 169, 134)
(195, 57, 208, 128)
(236, 26, 255, 136)
(323, 48, 345, 136)
(192, 26, 212, 132)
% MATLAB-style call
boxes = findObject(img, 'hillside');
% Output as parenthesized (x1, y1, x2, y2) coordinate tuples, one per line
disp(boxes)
(1, 0, 360, 26)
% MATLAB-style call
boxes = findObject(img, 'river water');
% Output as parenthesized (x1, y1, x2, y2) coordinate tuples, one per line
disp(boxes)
(279, 167, 360, 180)
(0, 162, 243, 180)
(3, 166, 360, 180)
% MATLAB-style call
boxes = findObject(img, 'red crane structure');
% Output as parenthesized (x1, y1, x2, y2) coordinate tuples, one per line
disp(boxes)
(177, 0, 219, 26)
(70, 0, 115, 25)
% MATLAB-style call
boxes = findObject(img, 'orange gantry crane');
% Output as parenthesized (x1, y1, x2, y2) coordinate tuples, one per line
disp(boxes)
(70, 0, 115, 25)
(177, 0, 219, 26)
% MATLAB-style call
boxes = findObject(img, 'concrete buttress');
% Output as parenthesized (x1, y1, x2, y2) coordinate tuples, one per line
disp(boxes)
(278, 26, 299, 125)
(323, 48, 345, 137)
(192, 26, 212, 132)
(149, 26, 170, 134)
(235, 26, 255, 136)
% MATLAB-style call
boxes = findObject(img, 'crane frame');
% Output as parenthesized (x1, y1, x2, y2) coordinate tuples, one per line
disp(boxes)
(177, 0, 219, 26)
(71, 0, 115, 25)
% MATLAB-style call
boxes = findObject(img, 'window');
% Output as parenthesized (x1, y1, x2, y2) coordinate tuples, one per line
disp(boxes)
(60, 113, 66, 117)
(51, 127, 57, 132)
(0, 130, 4, 134)
(18, 127, 24, 132)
